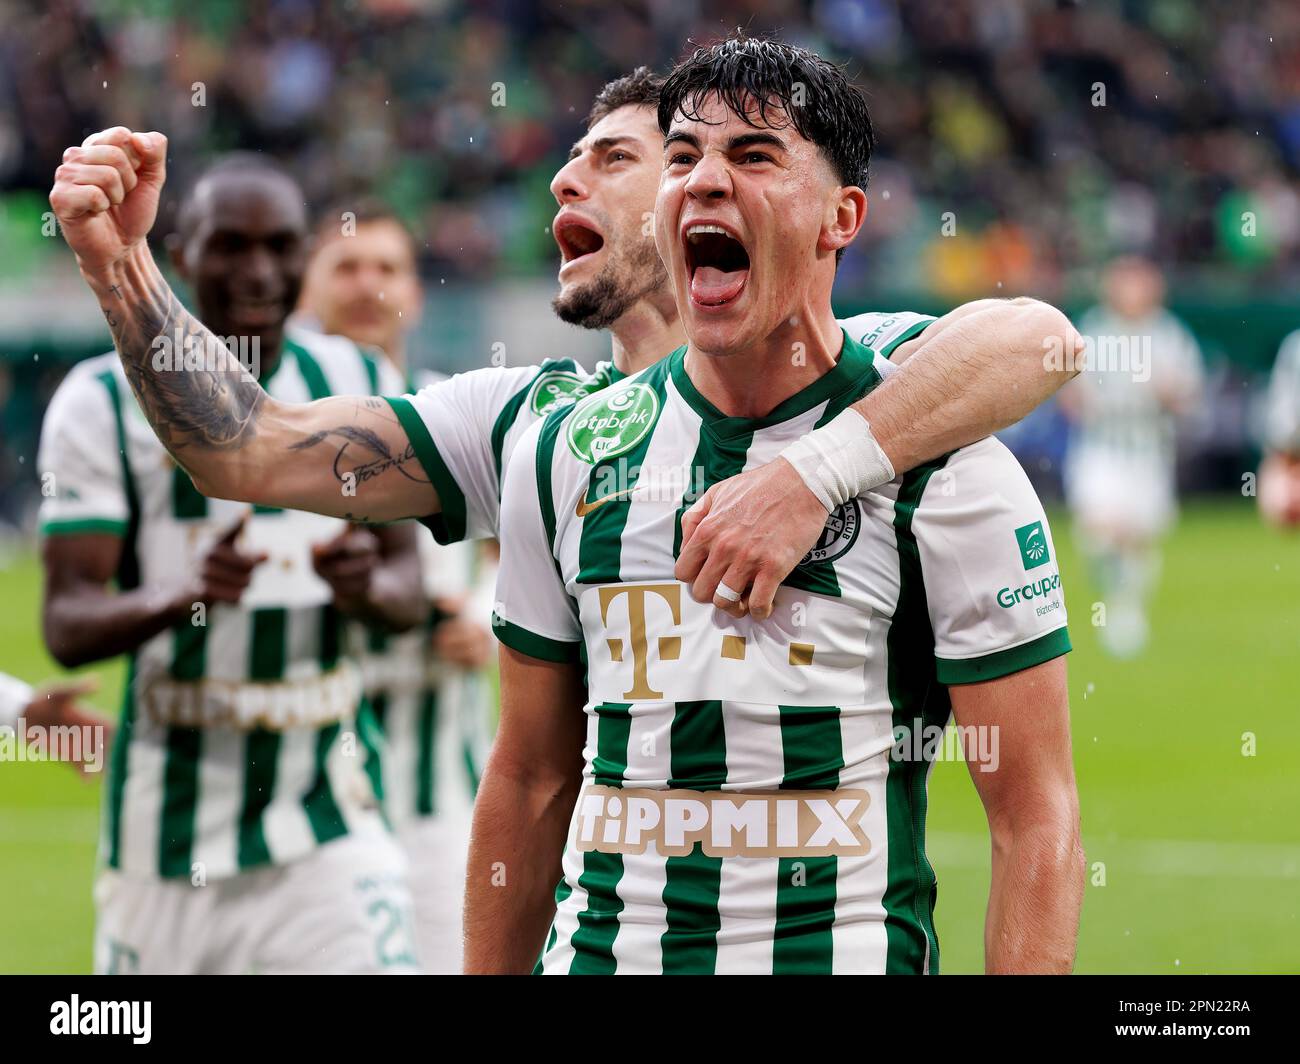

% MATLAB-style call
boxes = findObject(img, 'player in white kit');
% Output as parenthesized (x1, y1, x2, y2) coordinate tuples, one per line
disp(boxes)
(467, 38, 1084, 974)
(49, 76, 1087, 974)
(298, 201, 497, 972)
(1063, 256, 1204, 656)
(38, 158, 425, 973)
(1259, 327, 1300, 527)
(45, 109, 1088, 624)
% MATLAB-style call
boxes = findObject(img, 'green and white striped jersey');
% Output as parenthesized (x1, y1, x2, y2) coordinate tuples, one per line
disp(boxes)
(356, 535, 495, 827)
(492, 331, 1071, 975)
(1072, 307, 1204, 468)
(356, 365, 496, 827)
(384, 312, 933, 546)
(1266, 329, 1300, 455)
(37, 327, 404, 881)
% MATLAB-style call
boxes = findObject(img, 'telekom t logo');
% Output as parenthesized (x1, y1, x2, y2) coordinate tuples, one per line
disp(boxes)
(598, 583, 682, 699)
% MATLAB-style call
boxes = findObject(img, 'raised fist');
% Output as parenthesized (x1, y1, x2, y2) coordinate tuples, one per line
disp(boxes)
(48, 127, 168, 275)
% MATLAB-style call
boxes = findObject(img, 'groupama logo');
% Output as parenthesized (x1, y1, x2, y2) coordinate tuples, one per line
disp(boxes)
(1015, 521, 1050, 570)
(997, 572, 1061, 609)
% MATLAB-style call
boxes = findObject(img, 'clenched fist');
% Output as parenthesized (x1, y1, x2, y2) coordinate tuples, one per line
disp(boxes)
(48, 127, 167, 275)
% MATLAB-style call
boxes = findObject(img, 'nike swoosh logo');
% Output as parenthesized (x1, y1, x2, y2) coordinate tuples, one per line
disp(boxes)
(575, 485, 639, 517)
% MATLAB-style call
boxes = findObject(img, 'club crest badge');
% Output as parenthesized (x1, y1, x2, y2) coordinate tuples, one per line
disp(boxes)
(799, 499, 861, 566)
(531, 370, 596, 416)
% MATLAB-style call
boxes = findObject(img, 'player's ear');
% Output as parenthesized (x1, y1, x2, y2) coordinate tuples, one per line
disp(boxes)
(819, 186, 866, 258)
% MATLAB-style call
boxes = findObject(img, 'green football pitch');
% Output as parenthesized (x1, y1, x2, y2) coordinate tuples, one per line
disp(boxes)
(1, 501, 1296, 973)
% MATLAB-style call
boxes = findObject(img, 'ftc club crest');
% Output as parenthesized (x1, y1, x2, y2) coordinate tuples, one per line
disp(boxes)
(531, 370, 597, 416)
(799, 499, 861, 566)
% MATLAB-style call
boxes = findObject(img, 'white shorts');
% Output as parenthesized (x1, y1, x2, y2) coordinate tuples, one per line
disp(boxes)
(397, 813, 471, 974)
(93, 823, 421, 974)
(1065, 451, 1176, 539)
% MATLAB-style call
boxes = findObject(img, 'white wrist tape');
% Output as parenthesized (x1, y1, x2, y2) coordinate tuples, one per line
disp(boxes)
(779, 408, 895, 512)
(0, 671, 35, 731)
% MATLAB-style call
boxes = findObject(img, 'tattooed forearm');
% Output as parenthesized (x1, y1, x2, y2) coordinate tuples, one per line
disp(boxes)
(351, 443, 421, 484)
(81, 243, 434, 520)
(95, 249, 266, 463)
(289, 424, 430, 488)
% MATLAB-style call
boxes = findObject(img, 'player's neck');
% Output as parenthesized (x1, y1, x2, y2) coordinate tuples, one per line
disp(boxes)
(608, 292, 685, 376)
(684, 305, 844, 419)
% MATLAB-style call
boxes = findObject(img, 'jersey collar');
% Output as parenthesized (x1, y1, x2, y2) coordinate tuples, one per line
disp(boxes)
(669, 329, 878, 438)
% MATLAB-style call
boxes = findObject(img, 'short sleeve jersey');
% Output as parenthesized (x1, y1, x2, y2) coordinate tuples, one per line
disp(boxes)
(489, 331, 1070, 975)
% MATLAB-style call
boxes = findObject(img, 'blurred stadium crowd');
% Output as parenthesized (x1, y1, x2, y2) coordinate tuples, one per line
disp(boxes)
(6, 0, 1300, 288)
(2, 0, 1299, 526)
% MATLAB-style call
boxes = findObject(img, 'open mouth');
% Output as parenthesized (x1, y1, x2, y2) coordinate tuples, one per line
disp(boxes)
(555, 218, 606, 265)
(684, 224, 750, 307)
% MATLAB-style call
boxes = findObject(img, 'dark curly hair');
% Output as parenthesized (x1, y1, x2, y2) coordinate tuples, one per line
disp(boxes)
(657, 35, 874, 191)
(586, 66, 666, 129)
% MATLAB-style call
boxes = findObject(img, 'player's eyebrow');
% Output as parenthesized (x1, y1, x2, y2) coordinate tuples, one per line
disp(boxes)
(725, 131, 788, 153)
(663, 130, 789, 154)
(569, 135, 637, 161)
(663, 130, 700, 153)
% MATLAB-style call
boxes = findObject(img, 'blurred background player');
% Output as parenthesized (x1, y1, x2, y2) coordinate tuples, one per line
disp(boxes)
(296, 199, 423, 367)
(298, 200, 497, 972)
(37, 156, 426, 974)
(1259, 327, 1300, 527)
(1062, 256, 1204, 657)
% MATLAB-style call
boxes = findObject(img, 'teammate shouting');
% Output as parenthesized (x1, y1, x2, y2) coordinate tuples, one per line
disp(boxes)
(47, 50, 1089, 974)
(470, 38, 1084, 975)
(46, 75, 1080, 616)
